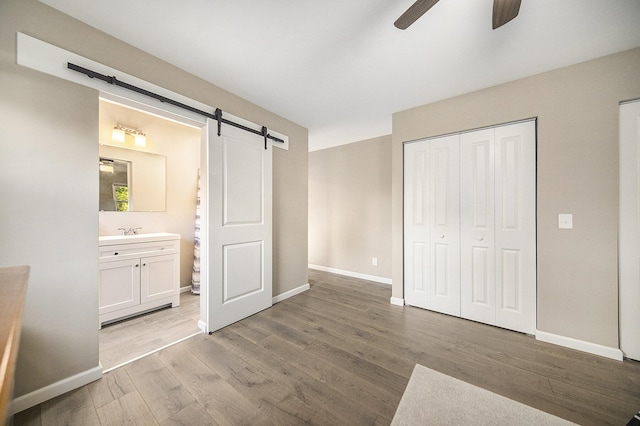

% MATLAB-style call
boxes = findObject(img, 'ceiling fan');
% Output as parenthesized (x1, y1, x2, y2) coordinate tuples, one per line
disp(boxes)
(394, 0, 522, 30)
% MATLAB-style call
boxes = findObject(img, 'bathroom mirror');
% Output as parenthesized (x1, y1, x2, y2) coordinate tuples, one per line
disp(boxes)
(99, 145, 166, 212)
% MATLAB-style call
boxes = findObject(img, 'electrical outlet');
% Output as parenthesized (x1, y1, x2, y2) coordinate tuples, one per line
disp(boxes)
(372, 257, 378, 266)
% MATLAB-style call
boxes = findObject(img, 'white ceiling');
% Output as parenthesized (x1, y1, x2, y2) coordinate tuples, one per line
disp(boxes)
(40, 0, 640, 151)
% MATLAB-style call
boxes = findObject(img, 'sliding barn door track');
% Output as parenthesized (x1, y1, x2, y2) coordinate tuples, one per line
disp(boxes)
(68, 62, 283, 149)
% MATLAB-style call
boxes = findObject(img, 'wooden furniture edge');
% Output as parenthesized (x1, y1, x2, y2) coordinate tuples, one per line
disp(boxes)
(0, 265, 30, 423)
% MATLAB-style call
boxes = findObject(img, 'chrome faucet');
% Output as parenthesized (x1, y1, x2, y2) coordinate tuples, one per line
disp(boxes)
(118, 227, 142, 236)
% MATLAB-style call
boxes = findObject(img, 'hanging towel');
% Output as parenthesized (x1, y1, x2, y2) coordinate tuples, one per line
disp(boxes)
(191, 170, 201, 294)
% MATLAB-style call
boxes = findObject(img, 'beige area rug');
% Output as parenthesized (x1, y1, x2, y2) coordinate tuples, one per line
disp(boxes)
(391, 364, 576, 425)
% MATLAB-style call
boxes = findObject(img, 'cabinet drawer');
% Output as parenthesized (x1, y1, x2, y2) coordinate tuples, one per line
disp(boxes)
(99, 240, 179, 262)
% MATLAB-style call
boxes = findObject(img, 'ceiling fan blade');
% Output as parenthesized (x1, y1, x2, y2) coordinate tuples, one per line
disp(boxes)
(394, 0, 441, 30)
(492, 0, 522, 29)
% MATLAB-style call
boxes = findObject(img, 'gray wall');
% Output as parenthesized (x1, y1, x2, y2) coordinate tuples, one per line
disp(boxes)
(309, 136, 392, 279)
(0, 0, 308, 401)
(392, 47, 640, 349)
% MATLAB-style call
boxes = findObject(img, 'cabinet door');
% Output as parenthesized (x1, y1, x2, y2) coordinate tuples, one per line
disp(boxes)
(99, 258, 141, 315)
(140, 253, 179, 303)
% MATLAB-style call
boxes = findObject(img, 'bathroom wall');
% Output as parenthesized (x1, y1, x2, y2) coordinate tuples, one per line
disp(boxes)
(99, 100, 201, 289)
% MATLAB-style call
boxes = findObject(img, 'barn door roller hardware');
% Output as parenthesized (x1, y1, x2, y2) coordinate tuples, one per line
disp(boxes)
(67, 62, 284, 149)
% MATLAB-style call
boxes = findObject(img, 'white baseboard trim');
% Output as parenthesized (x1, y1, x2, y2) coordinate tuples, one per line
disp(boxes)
(273, 283, 310, 304)
(198, 319, 207, 333)
(535, 330, 624, 361)
(180, 285, 192, 293)
(390, 297, 405, 306)
(308, 264, 392, 285)
(11, 365, 103, 415)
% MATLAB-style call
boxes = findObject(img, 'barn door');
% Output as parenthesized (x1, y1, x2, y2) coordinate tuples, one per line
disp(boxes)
(207, 119, 272, 332)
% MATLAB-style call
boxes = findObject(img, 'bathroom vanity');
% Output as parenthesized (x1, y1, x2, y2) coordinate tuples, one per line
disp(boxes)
(98, 233, 180, 327)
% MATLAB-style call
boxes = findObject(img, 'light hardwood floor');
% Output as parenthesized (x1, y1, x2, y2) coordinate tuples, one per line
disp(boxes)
(13, 270, 640, 425)
(99, 292, 201, 371)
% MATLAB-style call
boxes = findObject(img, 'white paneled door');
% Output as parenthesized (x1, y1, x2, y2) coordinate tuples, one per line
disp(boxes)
(460, 128, 497, 326)
(208, 119, 272, 332)
(404, 120, 536, 334)
(404, 135, 460, 316)
(493, 122, 536, 334)
(620, 100, 640, 361)
(404, 141, 430, 309)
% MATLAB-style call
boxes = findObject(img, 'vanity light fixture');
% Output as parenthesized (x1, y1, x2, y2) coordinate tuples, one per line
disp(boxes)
(112, 123, 146, 147)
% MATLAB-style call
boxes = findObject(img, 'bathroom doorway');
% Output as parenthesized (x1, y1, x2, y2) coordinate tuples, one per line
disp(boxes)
(98, 98, 203, 371)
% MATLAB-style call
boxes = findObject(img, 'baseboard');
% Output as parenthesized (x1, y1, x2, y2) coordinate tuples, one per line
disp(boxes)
(11, 364, 103, 415)
(535, 330, 624, 361)
(273, 283, 310, 304)
(198, 319, 207, 333)
(180, 285, 192, 293)
(308, 264, 392, 285)
(390, 297, 405, 306)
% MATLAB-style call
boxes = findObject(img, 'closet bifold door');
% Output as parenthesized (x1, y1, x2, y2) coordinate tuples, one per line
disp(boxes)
(403, 135, 460, 316)
(429, 135, 460, 316)
(459, 121, 536, 334)
(460, 128, 496, 326)
(404, 140, 431, 309)
(405, 120, 535, 334)
(494, 121, 536, 334)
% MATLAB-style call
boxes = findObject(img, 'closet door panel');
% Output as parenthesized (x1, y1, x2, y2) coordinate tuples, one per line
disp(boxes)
(404, 141, 431, 309)
(429, 136, 460, 316)
(494, 121, 536, 334)
(460, 129, 496, 324)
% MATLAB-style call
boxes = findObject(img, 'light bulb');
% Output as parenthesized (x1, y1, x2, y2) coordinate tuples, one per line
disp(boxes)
(134, 133, 146, 147)
(112, 127, 125, 142)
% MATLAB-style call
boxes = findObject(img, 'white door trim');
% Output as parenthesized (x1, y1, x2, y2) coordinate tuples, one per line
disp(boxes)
(619, 100, 640, 361)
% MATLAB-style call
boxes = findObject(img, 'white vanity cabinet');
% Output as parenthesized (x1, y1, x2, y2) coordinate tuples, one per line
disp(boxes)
(98, 233, 180, 327)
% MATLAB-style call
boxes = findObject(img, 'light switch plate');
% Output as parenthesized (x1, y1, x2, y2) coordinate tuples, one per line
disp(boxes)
(558, 214, 573, 229)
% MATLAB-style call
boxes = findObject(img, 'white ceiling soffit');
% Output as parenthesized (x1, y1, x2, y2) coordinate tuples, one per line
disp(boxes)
(39, 0, 640, 151)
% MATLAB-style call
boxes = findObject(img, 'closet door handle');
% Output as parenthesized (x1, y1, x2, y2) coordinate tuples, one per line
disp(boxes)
(440, 234, 445, 238)
(135, 264, 139, 268)
(477, 236, 484, 241)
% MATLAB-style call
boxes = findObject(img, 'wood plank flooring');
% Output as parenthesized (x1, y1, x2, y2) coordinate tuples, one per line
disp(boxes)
(13, 269, 640, 425)
(99, 292, 201, 371)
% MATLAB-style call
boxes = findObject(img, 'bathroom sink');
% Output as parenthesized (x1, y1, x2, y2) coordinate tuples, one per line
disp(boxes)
(99, 232, 180, 246)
